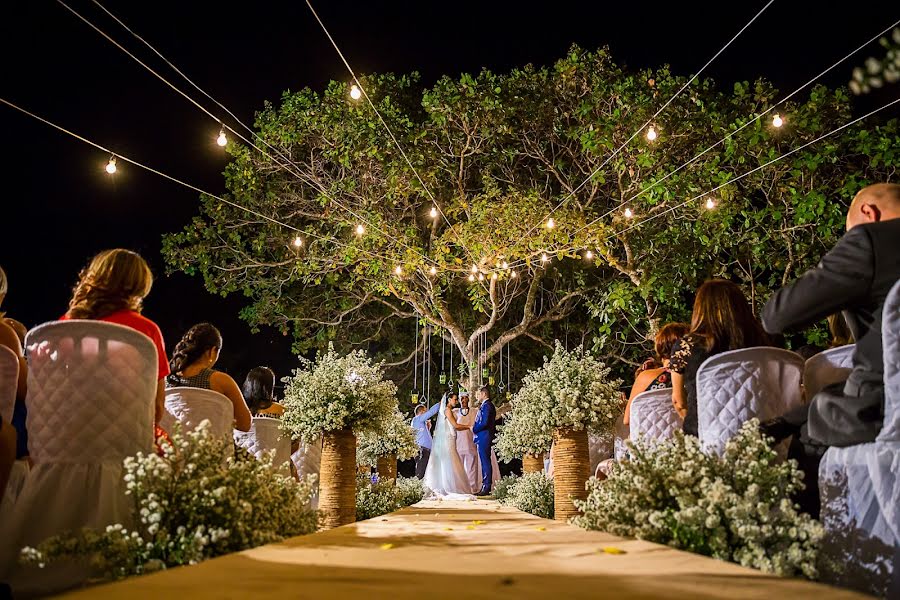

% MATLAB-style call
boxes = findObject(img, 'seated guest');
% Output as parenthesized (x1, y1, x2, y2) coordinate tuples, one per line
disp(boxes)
(242, 366, 285, 417)
(624, 322, 689, 425)
(761, 183, 900, 515)
(62, 249, 170, 425)
(794, 313, 855, 360)
(670, 280, 770, 437)
(167, 323, 252, 431)
(0, 265, 28, 461)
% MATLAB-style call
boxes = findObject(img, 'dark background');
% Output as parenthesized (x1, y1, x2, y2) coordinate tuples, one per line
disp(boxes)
(1, 0, 898, 390)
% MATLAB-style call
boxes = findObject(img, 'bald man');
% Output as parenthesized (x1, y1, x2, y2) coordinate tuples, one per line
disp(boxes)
(761, 183, 900, 514)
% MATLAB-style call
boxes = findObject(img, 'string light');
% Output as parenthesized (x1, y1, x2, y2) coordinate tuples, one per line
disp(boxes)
(501, 261, 509, 269)
(546, 217, 555, 229)
(585, 250, 594, 260)
(216, 126, 227, 147)
(105, 155, 117, 174)
(510, 270, 518, 278)
(491, 273, 498, 280)
(772, 113, 784, 128)
(478, 273, 485, 281)
(646, 125, 658, 141)
(350, 84, 362, 100)
(468, 274, 476, 282)
(394, 265, 403, 276)
(624, 207, 634, 218)
(355, 224, 365, 236)
(429, 206, 438, 218)
(293, 236, 303, 247)
(471, 264, 479, 273)
(541, 253, 550, 263)
(429, 265, 437, 275)
(705, 197, 717, 210)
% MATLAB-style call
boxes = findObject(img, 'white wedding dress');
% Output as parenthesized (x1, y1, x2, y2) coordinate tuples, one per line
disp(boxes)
(423, 398, 476, 500)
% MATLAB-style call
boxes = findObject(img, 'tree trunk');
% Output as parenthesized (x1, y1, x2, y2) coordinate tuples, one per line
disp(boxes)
(319, 428, 357, 529)
(522, 453, 544, 474)
(376, 453, 397, 482)
(552, 427, 589, 522)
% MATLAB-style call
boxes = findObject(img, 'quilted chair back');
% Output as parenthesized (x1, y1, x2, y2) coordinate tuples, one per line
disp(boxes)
(629, 388, 681, 444)
(24, 320, 156, 464)
(0, 344, 18, 422)
(162, 387, 233, 439)
(877, 280, 900, 442)
(696, 347, 804, 455)
(234, 417, 291, 475)
(803, 344, 855, 400)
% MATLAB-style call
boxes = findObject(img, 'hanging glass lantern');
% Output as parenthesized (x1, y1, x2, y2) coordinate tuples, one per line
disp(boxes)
(411, 392, 419, 404)
(469, 361, 477, 370)
(439, 372, 447, 385)
(482, 367, 489, 378)
(488, 375, 495, 386)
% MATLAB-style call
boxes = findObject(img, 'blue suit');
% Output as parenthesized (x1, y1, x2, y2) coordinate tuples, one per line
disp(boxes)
(472, 399, 496, 493)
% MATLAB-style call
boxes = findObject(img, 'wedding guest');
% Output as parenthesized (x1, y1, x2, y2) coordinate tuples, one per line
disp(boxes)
(761, 183, 900, 516)
(242, 366, 285, 417)
(411, 400, 441, 479)
(670, 280, 770, 437)
(794, 313, 854, 360)
(61, 249, 169, 424)
(167, 323, 252, 432)
(624, 322, 689, 425)
(0, 265, 28, 460)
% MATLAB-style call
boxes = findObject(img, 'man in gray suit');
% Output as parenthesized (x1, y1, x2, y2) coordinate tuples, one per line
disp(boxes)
(762, 183, 900, 514)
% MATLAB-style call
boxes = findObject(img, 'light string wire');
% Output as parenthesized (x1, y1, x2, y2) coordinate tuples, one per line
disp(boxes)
(0, 96, 426, 268)
(517, 0, 777, 242)
(62, 0, 449, 272)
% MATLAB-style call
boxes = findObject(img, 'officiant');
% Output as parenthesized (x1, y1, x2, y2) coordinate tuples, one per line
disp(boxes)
(453, 391, 479, 493)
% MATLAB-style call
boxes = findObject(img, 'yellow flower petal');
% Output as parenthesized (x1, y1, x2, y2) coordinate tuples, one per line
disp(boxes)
(466, 525, 476, 530)
(535, 527, 546, 531)
(602, 547, 626, 555)
(443, 527, 454, 531)
(380, 543, 394, 550)
(472, 520, 487, 525)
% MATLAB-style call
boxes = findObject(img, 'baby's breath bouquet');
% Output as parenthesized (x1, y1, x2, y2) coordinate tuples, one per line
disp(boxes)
(495, 398, 553, 462)
(357, 409, 419, 466)
(573, 421, 823, 578)
(501, 472, 555, 519)
(21, 422, 317, 582)
(281, 345, 398, 441)
(355, 474, 426, 521)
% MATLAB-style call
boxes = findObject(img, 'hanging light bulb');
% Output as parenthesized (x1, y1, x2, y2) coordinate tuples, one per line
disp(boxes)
(429, 265, 437, 275)
(293, 236, 303, 247)
(646, 125, 658, 141)
(501, 261, 509, 269)
(478, 273, 485, 281)
(350, 84, 362, 100)
(355, 224, 365, 236)
(585, 250, 594, 260)
(541, 253, 550, 263)
(468, 274, 476, 282)
(510, 270, 518, 278)
(429, 206, 438, 218)
(491, 272, 498, 280)
(705, 197, 716, 210)
(772, 114, 784, 128)
(471, 264, 479, 273)
(216, 126, 227, 147)
(394, 265, 403, 276)
(105, 155, 117, 174)
(624, 207, 634, 218)
(546, 217, 555, 229)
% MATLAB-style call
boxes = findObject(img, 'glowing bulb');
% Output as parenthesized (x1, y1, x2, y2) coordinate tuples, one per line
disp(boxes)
(105, 156, 117, 174)
(293, 236, 303, 247)
(541, 253, 549, 263)
(546, 217, 555, 229)
(429, 265, 437, 275)
(430, 206, 438, 218)
(585, 250, 594, 260)
(350, 84, 362, 100)
(478, 273, 485, 281)
(646, 125, 658, 141)
(772, 114, 784, 128)
(394, 266, 403, 276)
(491, 273, 498, 280)
(510, 270, 517, 278)
(705, 197, 716, 210)
(468, 274, 476, 282)
(355, 224, 365, 236)
(216, 127, 227, 147)
(501, 261, 509, 269)
(471, 264, 479, 273)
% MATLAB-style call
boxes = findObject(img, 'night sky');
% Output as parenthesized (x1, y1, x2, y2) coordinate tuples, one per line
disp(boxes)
(2, 0, 898, 385)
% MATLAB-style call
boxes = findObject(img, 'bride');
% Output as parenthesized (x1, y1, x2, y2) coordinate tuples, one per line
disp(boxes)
(423, 392, 476, 500)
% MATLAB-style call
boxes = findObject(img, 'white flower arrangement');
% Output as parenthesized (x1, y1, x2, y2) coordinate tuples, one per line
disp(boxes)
(573, 421, 824, 579)
(500, 472, 555, 519)
(356, 409, 419, 465)
(281, 344, 398, 442)
(505, 341, 624, 443)
(355, 474, 426, 521)
(495, 405, 553, 462)
(20, 422, 318, 581)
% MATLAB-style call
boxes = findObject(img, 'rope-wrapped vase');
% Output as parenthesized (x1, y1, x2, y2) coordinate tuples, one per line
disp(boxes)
(319, 428, 357, 529)
(376, 453, 398, 482)
(553, 427, 589, 521)
(522, 452, 544, 474)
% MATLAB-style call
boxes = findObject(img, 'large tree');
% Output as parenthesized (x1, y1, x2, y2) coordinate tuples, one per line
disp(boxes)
(164, 46, 900, 389)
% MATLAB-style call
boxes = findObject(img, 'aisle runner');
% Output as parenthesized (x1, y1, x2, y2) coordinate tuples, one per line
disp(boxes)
(62, 500, 862, 599)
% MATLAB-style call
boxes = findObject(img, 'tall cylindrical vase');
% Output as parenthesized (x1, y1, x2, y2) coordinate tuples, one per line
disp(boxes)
(319, 428, 357, 529)
(376, 453, 398, 482)
(553, 427, 589, 522)
(522, 453, 545, 474)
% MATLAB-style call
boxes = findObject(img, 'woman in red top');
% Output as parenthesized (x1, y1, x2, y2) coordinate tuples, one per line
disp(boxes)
(61, 249, 169, 424)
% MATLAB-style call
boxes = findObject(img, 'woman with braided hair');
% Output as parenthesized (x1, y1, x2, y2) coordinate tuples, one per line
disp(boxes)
(166, 323, 252, 431)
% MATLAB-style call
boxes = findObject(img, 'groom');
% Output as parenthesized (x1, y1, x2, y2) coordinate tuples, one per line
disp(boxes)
(472, 385, 497, 496)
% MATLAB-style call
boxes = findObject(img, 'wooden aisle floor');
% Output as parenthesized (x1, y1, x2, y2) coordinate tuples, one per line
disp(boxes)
(60, 500, 864, 599)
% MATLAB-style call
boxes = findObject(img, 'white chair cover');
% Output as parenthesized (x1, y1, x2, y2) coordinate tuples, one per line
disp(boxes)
(161, 387, 233, 440)
(803, 344, 855, 400)
(818, 279, 900, 597)
(291, 438, 322, 509)
(0, 343, 18, 423)
(696, 347, 804, 455)
(234, 417, 291, 476)
(629, 388, 681, 444)
(0, 320, 156, 594)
